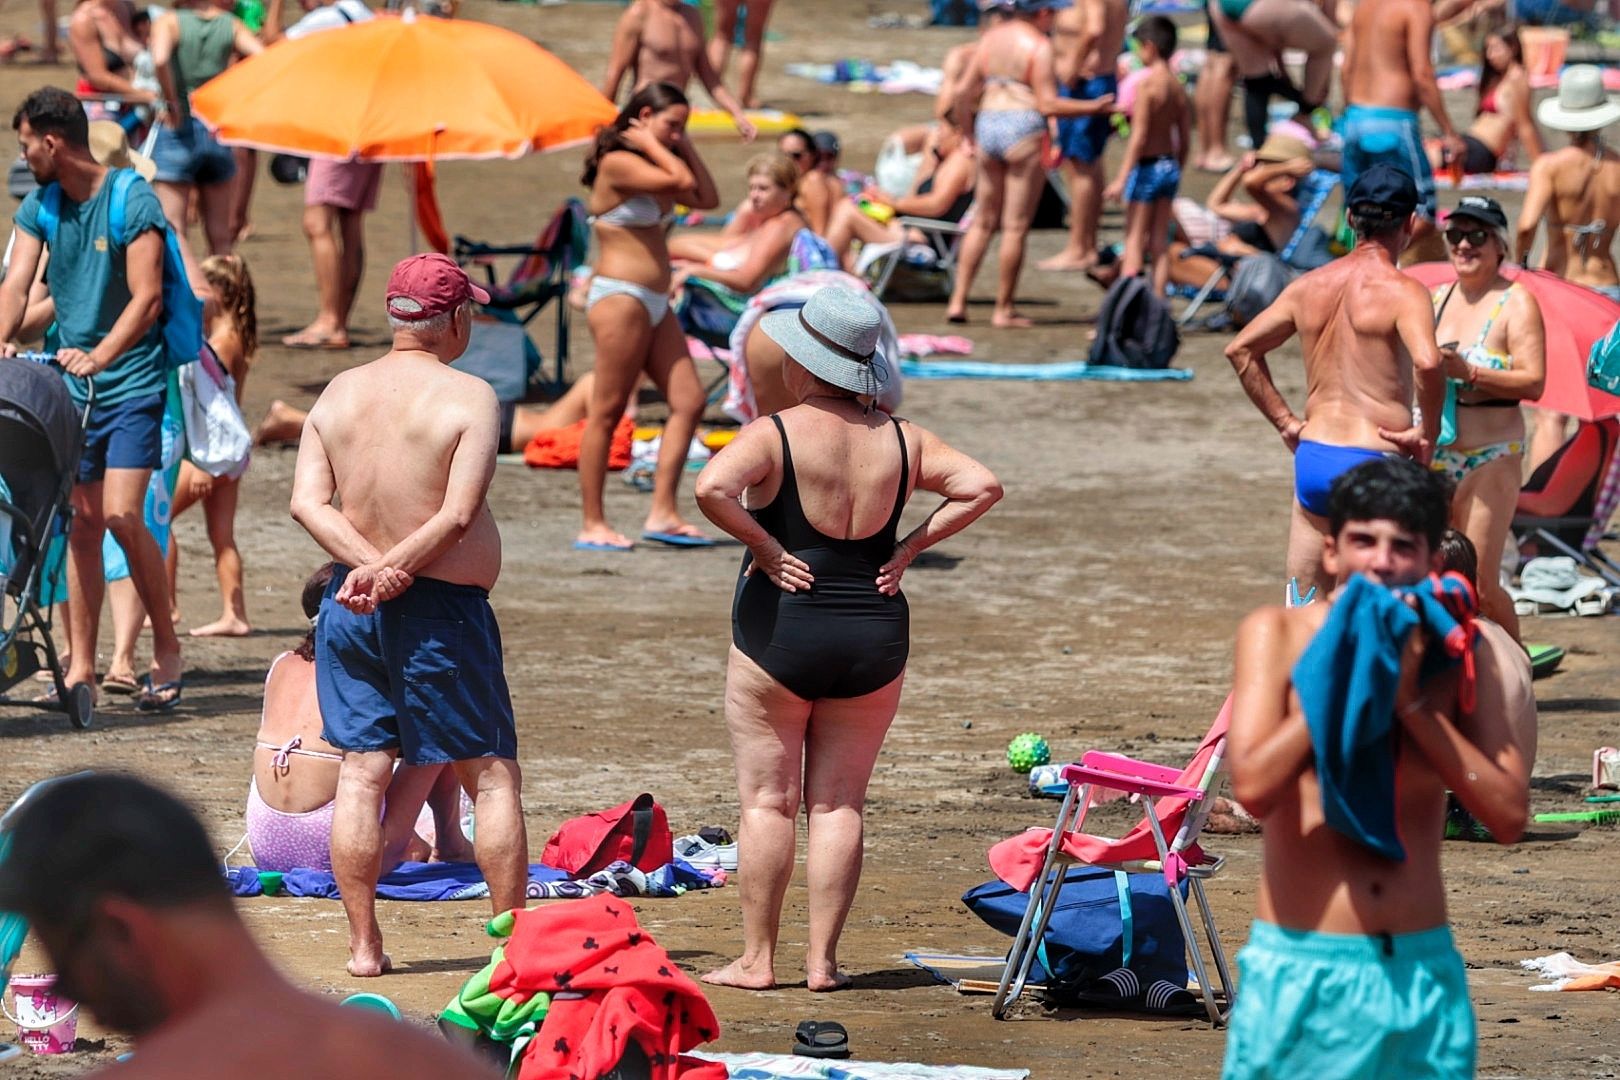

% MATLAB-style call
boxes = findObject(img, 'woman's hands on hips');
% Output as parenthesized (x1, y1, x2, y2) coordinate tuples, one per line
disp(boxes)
(746, 537, 814, 593)
(876, 539, 917, 596)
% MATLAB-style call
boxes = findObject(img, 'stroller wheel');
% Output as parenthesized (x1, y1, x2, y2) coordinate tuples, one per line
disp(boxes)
(66, 682, 94, 730)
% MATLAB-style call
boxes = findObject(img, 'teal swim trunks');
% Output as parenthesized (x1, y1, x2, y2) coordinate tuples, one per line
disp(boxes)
(1222, 921, 1475, 1080)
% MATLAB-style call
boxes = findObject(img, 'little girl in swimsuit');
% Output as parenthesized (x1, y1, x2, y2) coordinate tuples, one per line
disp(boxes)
(246, 564, 472, 872)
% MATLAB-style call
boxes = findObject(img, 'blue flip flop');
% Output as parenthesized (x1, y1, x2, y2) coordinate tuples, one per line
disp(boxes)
(641, 530, 716, 548)
(136, 679, 183, 713)
(573, 539, 634, 553)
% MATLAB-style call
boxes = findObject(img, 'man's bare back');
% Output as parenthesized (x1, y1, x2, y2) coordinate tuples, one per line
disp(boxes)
(1052, 0, 1127, 84)
(94, 986, 496, 1080)
(304, 351, 502, 590)
(1344, 0, 1427, 111)
(1286, 250, 1429, 449)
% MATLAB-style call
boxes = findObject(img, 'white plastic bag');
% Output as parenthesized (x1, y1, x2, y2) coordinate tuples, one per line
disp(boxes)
(178, 345, 252, 478)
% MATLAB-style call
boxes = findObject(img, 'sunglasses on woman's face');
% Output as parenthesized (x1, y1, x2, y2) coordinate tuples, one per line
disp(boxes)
(1445, 226, 1491, 248)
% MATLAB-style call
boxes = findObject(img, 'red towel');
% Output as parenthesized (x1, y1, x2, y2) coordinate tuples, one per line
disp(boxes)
(490, 897, 725, 1080)
(523, 416, 633, 471)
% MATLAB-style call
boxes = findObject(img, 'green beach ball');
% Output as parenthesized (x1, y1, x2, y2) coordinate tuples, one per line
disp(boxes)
(1007, 732, 1051, 774)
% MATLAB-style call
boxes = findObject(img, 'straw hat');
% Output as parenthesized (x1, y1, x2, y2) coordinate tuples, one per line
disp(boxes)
(88, 121, 155, 181)
(1254, 133, 1311, 163)
(1537, 65, 1620, 133)
(760, 287, 888, 397)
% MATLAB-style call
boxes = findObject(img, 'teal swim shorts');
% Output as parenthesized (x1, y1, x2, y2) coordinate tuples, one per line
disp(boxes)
(1221, 921, 1475, 1080)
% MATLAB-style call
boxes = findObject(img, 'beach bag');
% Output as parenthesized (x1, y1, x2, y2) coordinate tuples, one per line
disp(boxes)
(1589, 316, 1620, 396)
(541, 794, 672, 876)
(1089, 275, 1179, 369)
(930, 0, 979, 25)
(962, 868, 1188, 989)
(1226, 253, 1294, 328)
(36, 168, 202, 370)
(177, 344, 251, 477)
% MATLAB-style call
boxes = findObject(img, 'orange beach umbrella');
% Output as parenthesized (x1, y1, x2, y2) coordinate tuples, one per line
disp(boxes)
(189, 11, 617, 162)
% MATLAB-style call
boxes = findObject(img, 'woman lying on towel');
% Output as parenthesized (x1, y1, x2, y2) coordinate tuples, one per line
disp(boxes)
(1425, 28, 1543, 177)
(247, 563, 474, 873)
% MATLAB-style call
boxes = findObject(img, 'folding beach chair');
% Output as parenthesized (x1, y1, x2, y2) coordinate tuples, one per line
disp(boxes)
(858, 211, 969, 303)
(453, 198, 589, 394)
(1514, 418, 1620, 586)
(989, 697, 1235, 1025)
(1177, 169, 1341, 328)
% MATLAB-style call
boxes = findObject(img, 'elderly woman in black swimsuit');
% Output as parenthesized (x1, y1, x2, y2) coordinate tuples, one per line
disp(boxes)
(694, 287, 1001, 992)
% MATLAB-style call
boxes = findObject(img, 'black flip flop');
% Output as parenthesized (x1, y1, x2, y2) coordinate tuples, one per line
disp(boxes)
(792, 1020, 850, 1059)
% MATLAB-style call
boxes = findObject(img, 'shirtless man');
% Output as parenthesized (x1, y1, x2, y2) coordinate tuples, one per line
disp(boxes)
(1341, 0, 1465, 235)
(1038, 0, 1127, 272)
(290, 253, 528, 977)
(1517, 66, 1620, 299)
(1225, 164, 1446, 595)
(0, 773, 495, 1078)
(602, 0, 757, 142)
(1222, 458, 1528, 1079)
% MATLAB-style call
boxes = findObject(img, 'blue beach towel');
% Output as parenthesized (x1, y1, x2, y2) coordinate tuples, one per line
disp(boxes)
(227, 858, 722, 900)
(896, 359, 1193, 381)
(1292, 573, 1477, 861)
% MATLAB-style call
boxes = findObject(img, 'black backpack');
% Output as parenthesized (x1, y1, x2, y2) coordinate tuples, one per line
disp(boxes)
(930, 0, 979, 25)
(1225, 253, 1295, 329)
(1089, 275, 1180, 369)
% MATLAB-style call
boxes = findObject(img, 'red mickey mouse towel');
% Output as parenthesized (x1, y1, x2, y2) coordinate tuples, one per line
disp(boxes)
(490, 896, 726, 1080)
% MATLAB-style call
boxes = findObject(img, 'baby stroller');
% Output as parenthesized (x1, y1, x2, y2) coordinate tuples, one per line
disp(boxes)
(0, 355, 93, 729)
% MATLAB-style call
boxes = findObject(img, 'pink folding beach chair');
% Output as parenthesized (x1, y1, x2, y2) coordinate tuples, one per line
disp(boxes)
(988, 696, 1235, 1025)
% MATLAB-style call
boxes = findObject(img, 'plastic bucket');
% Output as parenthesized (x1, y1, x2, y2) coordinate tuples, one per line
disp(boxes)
(5, 974, 77, 1054)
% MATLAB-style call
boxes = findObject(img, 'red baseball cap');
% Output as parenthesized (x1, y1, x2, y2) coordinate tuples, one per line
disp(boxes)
(385, 253, 490, 320)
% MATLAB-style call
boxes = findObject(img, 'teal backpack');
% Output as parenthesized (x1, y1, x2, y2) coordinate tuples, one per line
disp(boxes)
(1591, 316, 1620, 397)
(35, 168, 202, 370)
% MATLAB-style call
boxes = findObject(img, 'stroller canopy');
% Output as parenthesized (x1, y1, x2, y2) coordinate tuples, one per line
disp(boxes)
(0, 358, 80, 478)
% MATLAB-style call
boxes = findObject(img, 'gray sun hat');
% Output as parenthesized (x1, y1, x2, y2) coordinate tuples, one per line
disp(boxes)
(1537, 65, 1620, 133)
(760, 287, 889, 396)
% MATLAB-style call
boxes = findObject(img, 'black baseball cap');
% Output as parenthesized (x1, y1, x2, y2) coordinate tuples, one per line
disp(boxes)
(1346, 163, 1419, 216)
(1447, 195, 1509, 232)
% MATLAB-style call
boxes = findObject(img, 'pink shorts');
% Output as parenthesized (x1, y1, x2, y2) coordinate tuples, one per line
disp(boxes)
(305, 158, 384, 212)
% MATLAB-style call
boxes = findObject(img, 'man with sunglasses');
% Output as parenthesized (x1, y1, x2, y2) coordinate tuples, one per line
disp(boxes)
(1224, 164, 1447, 595)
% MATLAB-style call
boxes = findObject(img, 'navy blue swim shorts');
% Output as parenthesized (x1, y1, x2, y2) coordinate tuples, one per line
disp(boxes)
(315, 568, 517, 765)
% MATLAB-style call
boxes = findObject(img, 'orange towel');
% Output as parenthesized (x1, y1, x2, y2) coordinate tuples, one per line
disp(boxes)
(523, 416, 633, 471)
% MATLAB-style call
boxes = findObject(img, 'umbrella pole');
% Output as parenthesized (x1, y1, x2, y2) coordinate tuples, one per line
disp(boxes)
(406, 164, 418, 256)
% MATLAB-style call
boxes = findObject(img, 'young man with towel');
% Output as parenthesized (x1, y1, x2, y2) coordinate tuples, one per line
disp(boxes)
(1222, 457, 1530, 1080)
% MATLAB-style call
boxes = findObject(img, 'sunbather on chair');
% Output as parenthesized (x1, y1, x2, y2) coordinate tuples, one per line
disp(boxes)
(1222, 458, 1528, 1080)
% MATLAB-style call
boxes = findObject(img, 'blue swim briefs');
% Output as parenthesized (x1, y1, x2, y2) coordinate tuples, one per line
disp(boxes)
(1056, 75, 1117, 165)
(78, 391, 164, 484)
(1294, 439, 1392, 517)
(315, 569, 517, 766)
(1222, 920, 1475, 1080)
(1341, 104, 1437, 223)
(1124, 155, 1180, 204)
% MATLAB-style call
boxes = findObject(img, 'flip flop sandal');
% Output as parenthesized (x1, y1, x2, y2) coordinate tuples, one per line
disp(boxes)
(641, 530, 716, 548)
(791, 1020, 850, 1059)
(101, 672, 143, 695)
(137, 679, 183, 713)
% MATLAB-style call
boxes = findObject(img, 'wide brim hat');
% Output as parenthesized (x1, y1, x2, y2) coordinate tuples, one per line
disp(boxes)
(1538, 65, 1620, 133)
(87, 120, 155, 181)
(760, 286, 888, 397)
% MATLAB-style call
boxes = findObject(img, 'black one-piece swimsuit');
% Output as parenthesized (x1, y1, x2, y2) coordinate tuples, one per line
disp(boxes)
(731, 414, 911, 700)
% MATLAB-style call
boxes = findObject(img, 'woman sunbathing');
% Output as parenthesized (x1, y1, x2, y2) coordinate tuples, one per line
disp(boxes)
(668, 152, 808, 294)
(1425, 29, 1543, 177)
(823, 121, 976, 271)
(247, 564, 474, 873)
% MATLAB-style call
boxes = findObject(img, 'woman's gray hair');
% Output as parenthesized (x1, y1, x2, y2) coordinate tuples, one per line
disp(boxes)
(386, 296, 463, 337)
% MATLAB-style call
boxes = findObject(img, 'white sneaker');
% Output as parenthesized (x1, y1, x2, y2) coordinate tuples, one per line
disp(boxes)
(674, 834, 739, 872)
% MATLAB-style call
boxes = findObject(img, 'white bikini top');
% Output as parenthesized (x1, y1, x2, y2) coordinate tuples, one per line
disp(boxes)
(591, 195, 675, 230)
